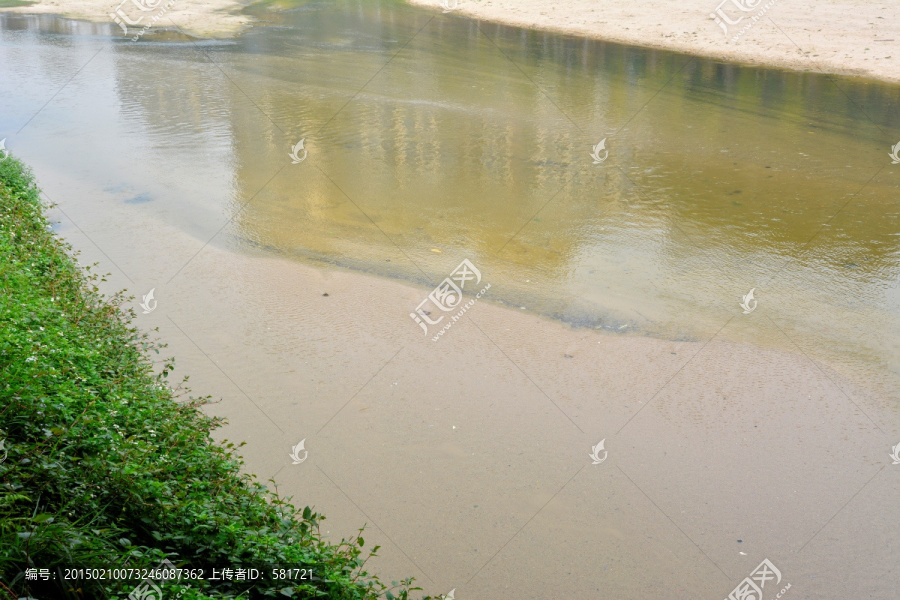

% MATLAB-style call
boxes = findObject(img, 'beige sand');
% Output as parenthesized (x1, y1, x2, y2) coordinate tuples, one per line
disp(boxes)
(1, 0, 256, 37)
(38, 154, 894, 597)
(410, 0, 900, 83)
(5, 0, 898, 81)
(60, 230, 895, 599)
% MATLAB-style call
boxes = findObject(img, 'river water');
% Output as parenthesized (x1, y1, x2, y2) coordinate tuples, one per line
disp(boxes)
(1, 1, 897, 598)
(3, 2, 899, 392)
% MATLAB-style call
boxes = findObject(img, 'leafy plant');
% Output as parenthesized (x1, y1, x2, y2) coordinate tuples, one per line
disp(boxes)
(0, 155, 432, 600)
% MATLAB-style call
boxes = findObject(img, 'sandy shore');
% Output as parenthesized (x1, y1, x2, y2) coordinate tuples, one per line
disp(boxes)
(0, 0, 256, 38)
(410, 0, 900, 83)
(5, 0, 897, 81)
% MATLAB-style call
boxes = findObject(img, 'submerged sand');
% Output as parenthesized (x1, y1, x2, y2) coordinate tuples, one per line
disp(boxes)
(52, 209, 895, 599)
(34, 158, 894, 599)
(410, 0, 900, 83)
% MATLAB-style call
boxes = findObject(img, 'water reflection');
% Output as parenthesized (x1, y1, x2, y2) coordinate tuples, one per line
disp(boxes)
(0, 1, 897, 395)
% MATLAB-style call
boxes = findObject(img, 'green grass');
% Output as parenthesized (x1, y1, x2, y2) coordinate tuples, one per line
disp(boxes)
(0, 155, 431, 600)
(0, 1, 35, 8)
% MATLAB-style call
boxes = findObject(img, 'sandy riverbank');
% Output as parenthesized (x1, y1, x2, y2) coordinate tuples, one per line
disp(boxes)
(0, 0, 256, 37)
(4, 0, 898, 82)
(410, 0, 900, 83)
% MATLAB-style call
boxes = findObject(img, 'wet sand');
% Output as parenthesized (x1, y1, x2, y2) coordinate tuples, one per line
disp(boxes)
(409, 0, 900, 83)
(42, 169, 895, 597)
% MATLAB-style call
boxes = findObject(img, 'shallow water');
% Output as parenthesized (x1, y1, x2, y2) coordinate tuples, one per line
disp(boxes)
(1, 2, 899, 596)
(3, 1, 898, 398)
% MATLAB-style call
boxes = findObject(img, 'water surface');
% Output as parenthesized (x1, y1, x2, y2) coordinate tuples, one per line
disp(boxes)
(1, 0, 898, 420)
(2, 2, 900, 597)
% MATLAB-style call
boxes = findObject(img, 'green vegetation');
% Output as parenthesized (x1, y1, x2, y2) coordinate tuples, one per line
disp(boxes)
(0, 155, 429, 599)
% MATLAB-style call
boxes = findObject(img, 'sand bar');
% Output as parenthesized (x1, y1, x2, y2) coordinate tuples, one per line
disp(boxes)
(3, 1, 898, 82)
(0, 0, 256, 38)
(410, 0, 900, 83)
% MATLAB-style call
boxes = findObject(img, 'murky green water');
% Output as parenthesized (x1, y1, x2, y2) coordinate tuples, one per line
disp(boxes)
(1, 0, 898, 396)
